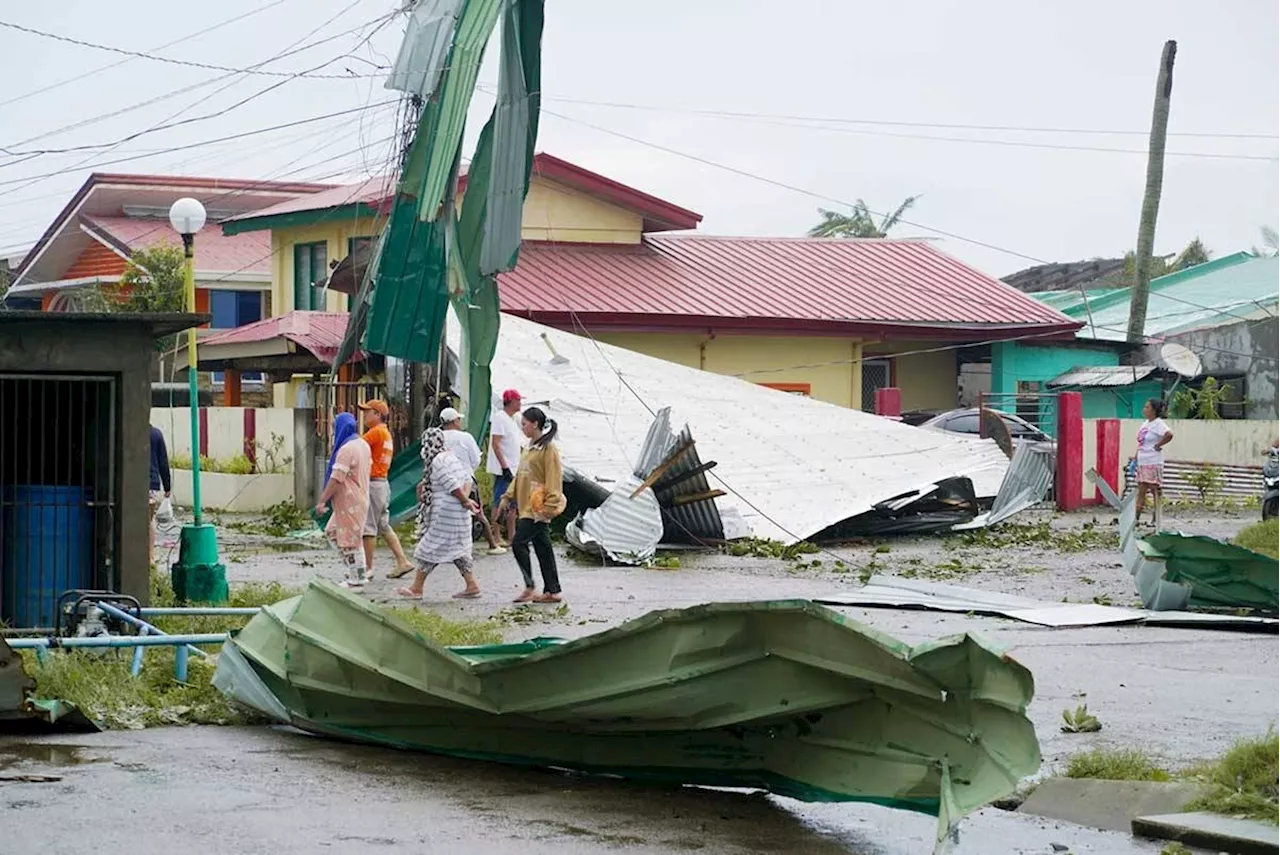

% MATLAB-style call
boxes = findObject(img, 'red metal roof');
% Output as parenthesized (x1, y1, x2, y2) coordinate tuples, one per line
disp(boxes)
(222, 175, 395, 224)
(82, 215, 270, 275)
(226, 154, 703, 233)
(201, 311, 357, 363)
(497, 236, 1079, 338)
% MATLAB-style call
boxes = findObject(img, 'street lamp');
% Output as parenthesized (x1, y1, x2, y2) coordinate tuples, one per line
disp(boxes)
(168, 197, 226, 604)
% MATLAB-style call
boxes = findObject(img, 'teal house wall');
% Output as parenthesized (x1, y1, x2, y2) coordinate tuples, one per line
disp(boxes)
(990, 342, 1162, 436)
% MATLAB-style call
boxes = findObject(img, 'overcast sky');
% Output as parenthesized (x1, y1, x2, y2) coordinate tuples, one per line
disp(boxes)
(1, 0, 1276, 276)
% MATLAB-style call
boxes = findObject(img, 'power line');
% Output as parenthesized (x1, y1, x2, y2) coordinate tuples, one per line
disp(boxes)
(526, 98, 1278, 163)
(527, 91, 1279, 142)
(0, 101, 398, 189)
(3, 10, 394, 152)
(0, 17, 387, 80)
(0, 1, 293, 109)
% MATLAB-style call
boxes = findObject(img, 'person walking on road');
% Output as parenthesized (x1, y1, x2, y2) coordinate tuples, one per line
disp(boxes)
(148, 425, 172, 569)
(1132, 398, 1174, 528)
(357, 400, 414, 579)
(497, 407, 566, 604)
(441, 406, 506, 555)
(397, 427, 483, 600)
(487, 389, 523, 548)
(315, 412, 373, 587)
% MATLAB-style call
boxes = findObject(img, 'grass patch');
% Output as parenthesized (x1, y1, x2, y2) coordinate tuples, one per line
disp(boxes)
(382, 606, 504, 646)
(27, 576, 504, 729)
(1183, 729, 1278, 824)
(1065, 748, 1172, 782)
(1234, 520, 1279, 559)
(22, 650, 253, 729)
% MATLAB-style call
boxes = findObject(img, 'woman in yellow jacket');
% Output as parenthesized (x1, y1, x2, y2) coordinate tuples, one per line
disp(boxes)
(498, 407, 567, 603)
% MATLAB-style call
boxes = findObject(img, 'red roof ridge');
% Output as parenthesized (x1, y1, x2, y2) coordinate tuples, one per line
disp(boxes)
(646, 234, 935, 244)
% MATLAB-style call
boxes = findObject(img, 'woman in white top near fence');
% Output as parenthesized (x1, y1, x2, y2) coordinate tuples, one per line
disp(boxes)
(1132, 398, 1174, 528)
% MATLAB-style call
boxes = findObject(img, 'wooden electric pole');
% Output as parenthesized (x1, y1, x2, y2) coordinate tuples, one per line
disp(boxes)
(1127, 40, 1177, 344)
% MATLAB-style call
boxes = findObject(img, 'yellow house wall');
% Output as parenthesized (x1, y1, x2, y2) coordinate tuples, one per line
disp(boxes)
(866, 343, 959, 411)
(596, 332, 862, 409)
(455, 177, 644, 245)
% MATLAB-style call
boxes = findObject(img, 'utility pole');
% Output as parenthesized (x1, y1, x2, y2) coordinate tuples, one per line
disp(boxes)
(1127, 40, 1177, 344)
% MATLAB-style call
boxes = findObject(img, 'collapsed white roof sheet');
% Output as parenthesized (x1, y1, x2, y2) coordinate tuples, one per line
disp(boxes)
(450, 312, 1010, 544)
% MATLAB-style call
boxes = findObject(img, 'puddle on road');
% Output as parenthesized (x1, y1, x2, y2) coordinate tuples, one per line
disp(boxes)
(0, 743, 109, 770)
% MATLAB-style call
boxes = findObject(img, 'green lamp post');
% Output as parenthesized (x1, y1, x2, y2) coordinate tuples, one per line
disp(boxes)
(168, 197, 227, 604)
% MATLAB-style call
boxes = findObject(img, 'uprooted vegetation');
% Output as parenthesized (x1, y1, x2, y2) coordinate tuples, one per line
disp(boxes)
(1234, 519, 1279, 559)
(1064, 730, 1279, 824)
(21, 574, 503, 729)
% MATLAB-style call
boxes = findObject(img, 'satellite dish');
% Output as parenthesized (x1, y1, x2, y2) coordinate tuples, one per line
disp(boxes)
(1160, 342, 1203, 378)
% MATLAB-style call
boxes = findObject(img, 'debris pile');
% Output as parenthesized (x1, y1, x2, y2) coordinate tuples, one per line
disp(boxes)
(215, 579, 1042, 843)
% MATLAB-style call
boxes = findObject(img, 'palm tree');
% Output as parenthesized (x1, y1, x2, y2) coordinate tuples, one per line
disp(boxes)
(807, 195, 920, 239)
(1252, 226, 1278, 257)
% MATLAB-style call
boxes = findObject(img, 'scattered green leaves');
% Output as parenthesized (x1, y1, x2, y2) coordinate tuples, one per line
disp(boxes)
(492, 604, 571, 626)
(724, 538, 819, 561)
(1061, 704, 1103, 734)
(956, 520, 1117, 553)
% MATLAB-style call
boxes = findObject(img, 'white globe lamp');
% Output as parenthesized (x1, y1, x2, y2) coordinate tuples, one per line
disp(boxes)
(168, 197, 207, 236)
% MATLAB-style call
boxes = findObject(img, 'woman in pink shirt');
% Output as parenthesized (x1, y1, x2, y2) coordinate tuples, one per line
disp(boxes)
(315, 412, 372, 587)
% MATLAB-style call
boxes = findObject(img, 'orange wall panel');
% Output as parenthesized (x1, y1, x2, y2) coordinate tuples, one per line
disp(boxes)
(63, 242, 127, 279)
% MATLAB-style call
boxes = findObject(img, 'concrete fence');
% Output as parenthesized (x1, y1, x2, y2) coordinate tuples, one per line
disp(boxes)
(1079, 416, 1275, 504)
(150, 407, 317, 512)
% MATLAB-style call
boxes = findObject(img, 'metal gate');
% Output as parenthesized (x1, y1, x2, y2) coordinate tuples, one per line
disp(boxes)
(861, 360, 891, 412)
(0, 374, 117, 630)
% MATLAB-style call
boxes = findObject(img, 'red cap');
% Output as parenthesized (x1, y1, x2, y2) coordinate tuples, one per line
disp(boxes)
(501, 389, 522, 405)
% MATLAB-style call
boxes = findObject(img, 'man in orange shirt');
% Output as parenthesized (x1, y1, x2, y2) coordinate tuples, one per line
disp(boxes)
(358, 400, 413, 577)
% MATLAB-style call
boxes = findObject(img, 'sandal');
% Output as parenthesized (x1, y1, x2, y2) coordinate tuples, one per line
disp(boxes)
(386, 565, 415, 579)
(452, 590, 482, 599)
(395, 586, 424, 599)
(533, 593, 562, 604)
(512, 589, 536, 603)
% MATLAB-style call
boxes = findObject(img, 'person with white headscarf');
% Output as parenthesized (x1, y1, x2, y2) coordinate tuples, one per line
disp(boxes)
(396, 427, 482, 600)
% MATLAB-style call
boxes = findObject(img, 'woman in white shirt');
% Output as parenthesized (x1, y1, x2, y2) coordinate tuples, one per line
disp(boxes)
(1132, 398, 1174, 526)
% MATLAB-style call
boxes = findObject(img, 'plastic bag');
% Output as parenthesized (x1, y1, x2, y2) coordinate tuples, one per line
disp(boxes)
(156, 496, 175, 524)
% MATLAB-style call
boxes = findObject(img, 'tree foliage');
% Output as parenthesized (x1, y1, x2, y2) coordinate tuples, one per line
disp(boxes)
(808, 195, 921, 239)
(1119, 237, 1211, 286)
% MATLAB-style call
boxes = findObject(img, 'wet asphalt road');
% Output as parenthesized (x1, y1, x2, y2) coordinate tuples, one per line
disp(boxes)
(7, 507, 1270, 854)
(0, 726, 1170, 855)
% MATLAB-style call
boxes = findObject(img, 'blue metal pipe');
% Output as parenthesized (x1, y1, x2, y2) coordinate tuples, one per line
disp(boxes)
(139, 608, 260, 616)
(8, 634, 228, 649)
(175, 645, 190, 682)
(94, 601, 211, 660)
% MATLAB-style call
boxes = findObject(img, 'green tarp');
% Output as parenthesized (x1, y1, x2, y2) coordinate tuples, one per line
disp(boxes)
(214, 581, 1041, 842)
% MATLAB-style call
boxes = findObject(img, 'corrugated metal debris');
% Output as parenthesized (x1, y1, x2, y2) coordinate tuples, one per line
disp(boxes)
(1048, 365, 1159, 387)
(816, 575, 1277, 632)
(954, 442, 1056, 531)
(440, 311, 1013, 544)
(567, 408, 727, 564)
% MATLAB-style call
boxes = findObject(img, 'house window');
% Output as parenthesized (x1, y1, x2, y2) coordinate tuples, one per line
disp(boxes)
(760, 382, 810, 396)
(293, 242, 328, 310)
(210, 290, 264, 384)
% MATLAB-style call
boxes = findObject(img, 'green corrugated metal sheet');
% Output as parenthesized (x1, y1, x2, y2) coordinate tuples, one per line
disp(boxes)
(215, 580, 1041, 842)
(1033, 252, 1279, 342)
